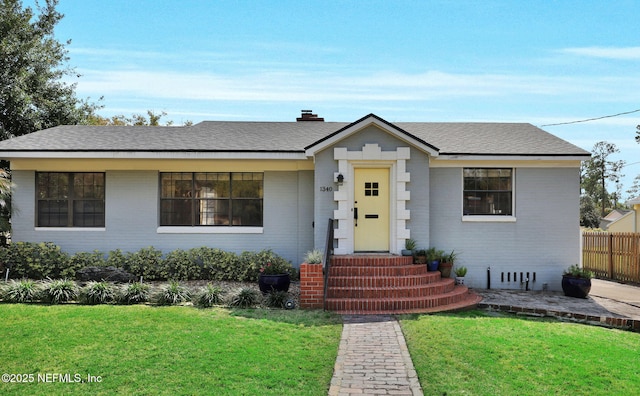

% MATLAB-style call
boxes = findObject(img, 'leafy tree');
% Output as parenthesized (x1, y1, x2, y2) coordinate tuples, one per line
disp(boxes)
(581, 141, 625, 217)
(0, 0, 100, 140)
(87, 110, 192, 126)
(579, 195, 600, 229)
(627, 175, 640, 201)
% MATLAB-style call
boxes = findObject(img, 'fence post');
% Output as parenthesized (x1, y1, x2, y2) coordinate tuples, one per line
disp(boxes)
(608, 233, 614, 279)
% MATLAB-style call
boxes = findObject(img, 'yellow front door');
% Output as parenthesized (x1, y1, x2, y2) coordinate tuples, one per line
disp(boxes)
(354, 168, 390, 251)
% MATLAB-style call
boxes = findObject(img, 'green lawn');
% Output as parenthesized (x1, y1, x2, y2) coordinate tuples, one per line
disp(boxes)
(0, 305, 342, 396)
(400, 311, 640, 396)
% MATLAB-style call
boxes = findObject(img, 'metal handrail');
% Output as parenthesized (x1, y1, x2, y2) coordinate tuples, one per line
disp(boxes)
(323, 218, 334, 310)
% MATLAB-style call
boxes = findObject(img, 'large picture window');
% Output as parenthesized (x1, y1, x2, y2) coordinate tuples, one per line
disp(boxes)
(37, 172, 105, 227)
(463, 168, 513, 216)
(160, 172, 263, 226)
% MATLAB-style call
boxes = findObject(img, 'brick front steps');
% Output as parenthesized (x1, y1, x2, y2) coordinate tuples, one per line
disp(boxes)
(324, 255, 481, 315)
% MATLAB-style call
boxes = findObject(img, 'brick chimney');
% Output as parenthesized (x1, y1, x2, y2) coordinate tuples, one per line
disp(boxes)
(296, 110, 324, 122)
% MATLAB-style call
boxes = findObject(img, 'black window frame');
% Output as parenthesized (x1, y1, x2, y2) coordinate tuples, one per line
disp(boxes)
(36, 172, 106, 227)
(159, 172, 263, 227)
(463, 168, 513, 216)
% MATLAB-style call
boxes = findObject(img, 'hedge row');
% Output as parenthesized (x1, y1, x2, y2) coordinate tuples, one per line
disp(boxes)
(0, 242, 297, 282)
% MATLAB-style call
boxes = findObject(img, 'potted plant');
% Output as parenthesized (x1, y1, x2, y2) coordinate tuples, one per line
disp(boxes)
(439, 250, 457, 278)
(402, 238, 417, 256)
(561, 264, 593, 299)
(454, 266, 467, 285)
(304, 249, 323, 264)
(258, 260, 294, 294)
(426, 247, 443, 272)
(414, 249, 427, 264)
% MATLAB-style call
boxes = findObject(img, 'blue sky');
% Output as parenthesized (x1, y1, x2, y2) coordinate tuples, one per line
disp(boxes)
(46, 0, 640, 196)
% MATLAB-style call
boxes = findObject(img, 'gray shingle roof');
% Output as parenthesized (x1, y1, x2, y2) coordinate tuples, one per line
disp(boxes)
(0, 118, 590, 156)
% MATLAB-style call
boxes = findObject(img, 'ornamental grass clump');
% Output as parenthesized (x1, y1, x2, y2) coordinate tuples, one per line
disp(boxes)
(155, 280, 191, 306)
(228, 288, 260, 308)
(42, 278, 77, 304)
(79, 281, 116, 305)
(2, 279, 42, 303)
(264, 290, 289, 309)
(304, 249, 323, 264)
(193, 284, 224, 308)
(119, 282, 150, 305)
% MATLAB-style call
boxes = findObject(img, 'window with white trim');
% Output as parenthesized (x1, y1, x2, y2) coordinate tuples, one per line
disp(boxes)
(160, 172, 263, 226)
(463, 168, 513, 216)
(36, 172, 105, 227)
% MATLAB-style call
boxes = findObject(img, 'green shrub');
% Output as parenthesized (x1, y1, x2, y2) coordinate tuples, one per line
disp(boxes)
(239, 249, 297, 282)
(264, 290, 289, 309)
(0, 242, 70, 279)
(66, 250, 107, 278)
(79, 281, 116, 305)
(119, 282, 150, 305)
(124, 247, 163, 280)
(160, 249, 201, 280)
(106, 249, 127, 269)
(42, 279, 77, 304)
(154, 281, 191, 306)
(193, 284, 224, 308)
(2, 279, 42, 303)
(228, 288, 261, 308)
(191, 247, 240, 281)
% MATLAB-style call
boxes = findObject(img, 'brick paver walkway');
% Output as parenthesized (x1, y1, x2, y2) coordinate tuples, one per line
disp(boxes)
(328, 315, 423, 396)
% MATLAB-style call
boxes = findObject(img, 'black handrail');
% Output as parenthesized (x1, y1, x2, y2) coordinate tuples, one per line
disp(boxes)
(323, 218, 334, 310)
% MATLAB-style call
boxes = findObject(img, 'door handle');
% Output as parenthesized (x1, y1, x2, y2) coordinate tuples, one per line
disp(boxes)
(354, 207, 358, 227)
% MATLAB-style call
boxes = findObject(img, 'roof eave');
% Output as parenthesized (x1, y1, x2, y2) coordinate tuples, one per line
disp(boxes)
(0, 150, 310, 160)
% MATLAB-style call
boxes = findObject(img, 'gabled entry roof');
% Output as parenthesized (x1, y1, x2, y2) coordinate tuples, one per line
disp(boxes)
(304, 113, 440, 157)
(0, 113, 590, 160)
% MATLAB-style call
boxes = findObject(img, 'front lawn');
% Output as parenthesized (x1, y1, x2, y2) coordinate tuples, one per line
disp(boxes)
(400, 311, 640, 396)
(0, 305, 342, 395)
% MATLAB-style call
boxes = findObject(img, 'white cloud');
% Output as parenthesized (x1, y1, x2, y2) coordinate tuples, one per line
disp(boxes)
(72, 67, 640, 105)
(561, 46, 640, 60)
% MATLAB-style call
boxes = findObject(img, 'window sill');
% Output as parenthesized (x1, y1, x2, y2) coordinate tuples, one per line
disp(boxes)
(157, 226, 263, 234)
(35, 227, 106, 231)
(462, 216, 516, 223)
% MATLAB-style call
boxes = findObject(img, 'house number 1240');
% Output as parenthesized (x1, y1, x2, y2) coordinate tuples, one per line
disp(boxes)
(320, 186, 333, 192)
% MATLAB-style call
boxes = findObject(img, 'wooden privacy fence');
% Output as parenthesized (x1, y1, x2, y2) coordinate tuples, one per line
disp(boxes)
(583, 232, 640, 283)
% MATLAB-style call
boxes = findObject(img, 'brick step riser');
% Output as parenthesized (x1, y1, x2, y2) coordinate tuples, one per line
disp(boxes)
(326, 284, 456, 299)
(325, 289, 473, 312)
(330, 256, 414, 267)
(327, 276, 454, 290)
(328, 265, 431, 277)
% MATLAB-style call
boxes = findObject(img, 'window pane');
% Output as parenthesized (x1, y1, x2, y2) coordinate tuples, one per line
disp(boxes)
(198, 199, 229, 225)
(73, 200, 105, 227)
(37, 200, 68, 227)
(160, 199, 193, 226)
(232, 173, 263, 198)
(161, 173, 193, 198)
(463, 168, 512, 216)
(196, 173, 229, 198)
(232, 199, 263, 226)
(38, 173, 69, 199)
(74, 173, 105, 199)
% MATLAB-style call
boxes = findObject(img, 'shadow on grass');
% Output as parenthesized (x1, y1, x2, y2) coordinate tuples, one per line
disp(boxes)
(229, 308, 344, 326)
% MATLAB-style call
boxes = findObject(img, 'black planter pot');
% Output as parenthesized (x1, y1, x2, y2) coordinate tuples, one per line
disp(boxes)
(561, 275, 591, 299)
(258, 273, 291, 294)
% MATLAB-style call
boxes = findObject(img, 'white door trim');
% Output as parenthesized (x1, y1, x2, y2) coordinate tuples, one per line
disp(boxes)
(332, 144, 411, 255)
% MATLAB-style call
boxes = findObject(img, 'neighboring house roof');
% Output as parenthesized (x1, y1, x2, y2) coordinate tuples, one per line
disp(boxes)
(603, 209, 631, 222)
(0, 113, 590, 158)
(628, 196, 640, 205)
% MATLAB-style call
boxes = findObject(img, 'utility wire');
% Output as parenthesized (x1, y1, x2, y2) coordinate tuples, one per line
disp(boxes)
(540, 108, 640, 127)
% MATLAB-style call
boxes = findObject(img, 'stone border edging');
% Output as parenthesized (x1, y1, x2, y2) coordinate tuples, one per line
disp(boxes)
(478, 302, 640, 333)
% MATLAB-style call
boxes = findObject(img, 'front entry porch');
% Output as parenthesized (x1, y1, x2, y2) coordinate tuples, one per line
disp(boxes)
(300, 254, 481, 314)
